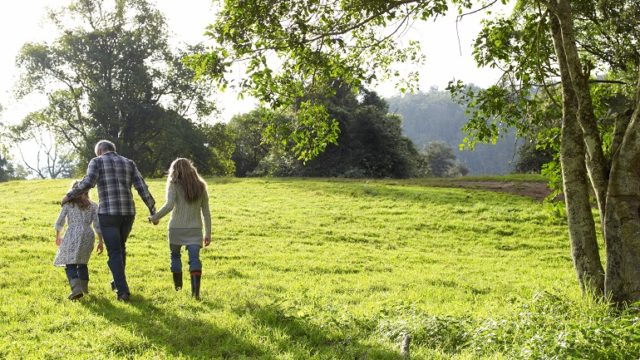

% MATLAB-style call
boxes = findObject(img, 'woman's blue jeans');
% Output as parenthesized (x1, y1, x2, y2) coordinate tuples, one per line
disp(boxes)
(170, 244, 201, 273)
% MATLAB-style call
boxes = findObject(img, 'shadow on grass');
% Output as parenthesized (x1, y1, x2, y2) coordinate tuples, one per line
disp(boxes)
(232, 301, 402, 359)
(83, 295, 402, 359)
(84, 294, 263, 359)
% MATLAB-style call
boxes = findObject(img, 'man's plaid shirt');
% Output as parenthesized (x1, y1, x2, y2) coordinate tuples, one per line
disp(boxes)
(67, 152, 155, 216)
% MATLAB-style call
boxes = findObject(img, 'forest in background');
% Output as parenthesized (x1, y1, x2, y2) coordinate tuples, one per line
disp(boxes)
(2, 86, 529, 180)
(388, 89, 520, 175)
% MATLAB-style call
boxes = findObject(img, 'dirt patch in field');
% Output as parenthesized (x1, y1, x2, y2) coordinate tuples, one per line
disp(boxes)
(434, 181, 552, 202)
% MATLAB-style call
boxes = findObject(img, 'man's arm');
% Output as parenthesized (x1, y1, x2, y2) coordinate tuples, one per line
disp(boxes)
(62, 158, 99, 203)
(131, 161, 156, 215)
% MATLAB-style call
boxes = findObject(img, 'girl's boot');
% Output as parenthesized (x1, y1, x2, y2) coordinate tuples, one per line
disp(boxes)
(172, 272, 183, 291)
(190, 271, 201, 300)
(80, 280, 89, 294)
(68, 279, 84, 300)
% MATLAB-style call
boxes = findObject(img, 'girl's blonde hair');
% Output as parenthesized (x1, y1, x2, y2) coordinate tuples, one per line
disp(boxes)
(69, 180, 91, 209)
(168, 158, 206, 203)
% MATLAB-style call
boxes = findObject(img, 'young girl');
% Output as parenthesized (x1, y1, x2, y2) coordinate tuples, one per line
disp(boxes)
(149, 158, 211, 299)
(54, 181, 103, 300)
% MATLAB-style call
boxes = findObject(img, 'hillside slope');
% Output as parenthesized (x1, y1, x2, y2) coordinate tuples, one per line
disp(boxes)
(0, 179, 636, 359)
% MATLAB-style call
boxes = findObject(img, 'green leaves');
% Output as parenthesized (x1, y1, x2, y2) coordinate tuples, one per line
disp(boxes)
(261, 101, 340, 163)
(191, 0, 459, 161)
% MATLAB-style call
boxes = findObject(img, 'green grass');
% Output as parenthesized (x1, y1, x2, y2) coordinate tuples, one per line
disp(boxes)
(0, 178, 638, 359)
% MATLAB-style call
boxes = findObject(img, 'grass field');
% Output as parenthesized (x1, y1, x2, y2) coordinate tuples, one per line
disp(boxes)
(0, 178, 638, 359)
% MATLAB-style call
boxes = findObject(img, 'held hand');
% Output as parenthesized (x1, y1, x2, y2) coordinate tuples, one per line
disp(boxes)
(96, 242, 104, 255)
(55, 237, 62, 247)
(148, 216, 159, 225)
(204, 236, 211, 247)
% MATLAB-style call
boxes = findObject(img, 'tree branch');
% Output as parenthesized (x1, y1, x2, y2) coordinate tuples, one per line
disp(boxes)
(457, 0, 499, 20)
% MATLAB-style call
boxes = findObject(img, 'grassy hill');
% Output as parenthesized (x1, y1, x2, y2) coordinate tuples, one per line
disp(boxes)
(0, 178, 637, 359)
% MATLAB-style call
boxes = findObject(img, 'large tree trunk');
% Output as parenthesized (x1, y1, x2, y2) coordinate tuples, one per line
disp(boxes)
(549, 0, 640, 304)
(549, 11, 605, 296)
(604, 70, 640, 304)
(554, 0, 609, 220)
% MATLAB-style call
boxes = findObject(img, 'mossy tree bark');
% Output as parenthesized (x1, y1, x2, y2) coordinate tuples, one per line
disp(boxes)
(549, 11, 605, 296)
(553, 0, 609, 221)
(603, 69, 640, 304)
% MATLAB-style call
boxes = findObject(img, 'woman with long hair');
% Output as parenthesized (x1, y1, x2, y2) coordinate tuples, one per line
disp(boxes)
(149, 158, 211, 299)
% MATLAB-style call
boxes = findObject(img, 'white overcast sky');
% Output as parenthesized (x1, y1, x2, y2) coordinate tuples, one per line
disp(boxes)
(0, 0, 510, 128)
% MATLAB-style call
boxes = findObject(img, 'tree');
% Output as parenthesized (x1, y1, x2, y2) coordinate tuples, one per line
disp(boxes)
(0, 151, 25, 182)
(299, 88, 422, 178)
(228, 109, 270, 177)
(422, 141, 468, 177)
(187, 0, 432, 162)
(15, 0, 216, 175)
(124, 108, 233, 177)
(0, 144, 26, 182)
(450, 0, 640, 303)
(514, 139, 554, 173)
(5, 112, 76, 179)
(240, 87, 422, 178)
(194, 0, 640, 304)
(0, 105, 26, 181)
(546, 0, 637, 303)
(200, 122, 236, 176)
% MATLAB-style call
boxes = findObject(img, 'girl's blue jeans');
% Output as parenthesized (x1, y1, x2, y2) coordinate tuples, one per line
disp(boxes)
(170, 244, 201, 273)
(65, 264, 89, 281)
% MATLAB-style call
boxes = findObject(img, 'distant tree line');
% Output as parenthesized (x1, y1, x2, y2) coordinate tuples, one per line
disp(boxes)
(388, 89, 513, 175)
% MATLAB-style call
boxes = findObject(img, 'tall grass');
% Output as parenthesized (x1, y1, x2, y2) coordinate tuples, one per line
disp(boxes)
(0, 178, 637, 359)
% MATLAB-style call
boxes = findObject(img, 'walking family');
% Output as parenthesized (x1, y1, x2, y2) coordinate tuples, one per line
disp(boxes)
(53, 140, 211, 301)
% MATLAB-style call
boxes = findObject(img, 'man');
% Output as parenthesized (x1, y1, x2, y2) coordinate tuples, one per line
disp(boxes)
(62, 140, 156, 301)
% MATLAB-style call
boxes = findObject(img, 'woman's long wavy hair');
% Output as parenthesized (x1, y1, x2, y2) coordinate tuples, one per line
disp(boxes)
(168, 158, 206, 203)
(69, 180, 91, 209)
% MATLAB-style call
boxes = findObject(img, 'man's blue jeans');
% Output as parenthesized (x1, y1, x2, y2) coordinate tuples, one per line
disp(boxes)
(170, 244, 201, 273)
(99, 215, 134, 295)
(65, 264, 88, 281)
